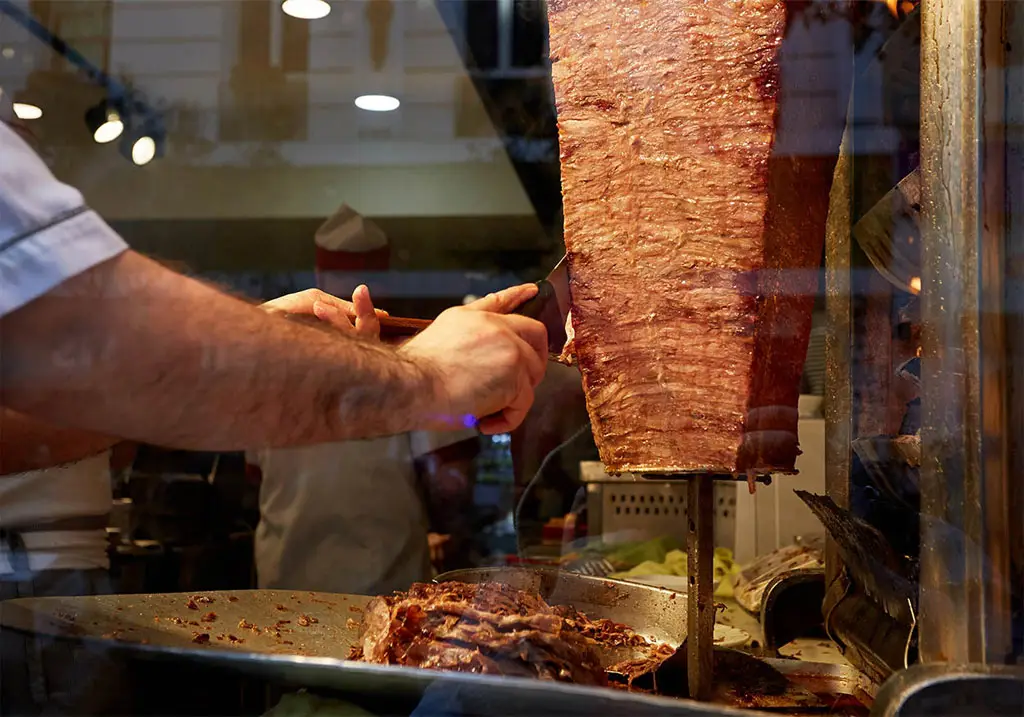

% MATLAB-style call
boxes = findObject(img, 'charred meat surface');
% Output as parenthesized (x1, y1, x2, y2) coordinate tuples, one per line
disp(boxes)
(357, 582, 608, 685)
(549, 0, 833, 474)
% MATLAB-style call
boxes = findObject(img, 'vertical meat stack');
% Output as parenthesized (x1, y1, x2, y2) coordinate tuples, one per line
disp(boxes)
(549, 0, 825, 475)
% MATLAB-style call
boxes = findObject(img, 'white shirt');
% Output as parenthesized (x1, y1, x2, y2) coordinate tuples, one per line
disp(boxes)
(0, 452, 113, 574)
(252, 431, 476, 595)
(0, 120, 128, 318)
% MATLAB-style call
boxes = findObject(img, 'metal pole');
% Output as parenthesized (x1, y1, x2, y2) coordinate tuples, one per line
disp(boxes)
(687, 475, 715, 700)
(918, 0, 1014, 665)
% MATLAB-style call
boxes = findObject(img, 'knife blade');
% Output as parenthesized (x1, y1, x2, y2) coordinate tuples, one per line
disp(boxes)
(508, 254, 570, 355)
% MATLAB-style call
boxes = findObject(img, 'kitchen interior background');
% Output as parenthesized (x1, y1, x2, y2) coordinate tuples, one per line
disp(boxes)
(0, 0, 903, 591)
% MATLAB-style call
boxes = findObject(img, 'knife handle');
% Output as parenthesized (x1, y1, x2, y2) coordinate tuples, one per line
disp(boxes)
(514, 280, 557, 321)
(513, 279, 567, 353)
(282, 312, 431, 339)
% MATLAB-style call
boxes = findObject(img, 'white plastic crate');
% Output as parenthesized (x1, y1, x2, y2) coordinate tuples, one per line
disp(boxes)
(580, 462, 739, 551)
(579, 404, 827, 562)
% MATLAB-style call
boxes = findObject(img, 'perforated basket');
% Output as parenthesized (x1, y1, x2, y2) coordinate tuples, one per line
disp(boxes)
(580, 461, 739, 551)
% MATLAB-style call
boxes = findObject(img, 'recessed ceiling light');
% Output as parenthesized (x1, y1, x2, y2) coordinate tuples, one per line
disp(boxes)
(281, 0, 331, 20)
(1, 47, 14, 59)
(13, 102, 42, 120)
(354, 95, 400, 112)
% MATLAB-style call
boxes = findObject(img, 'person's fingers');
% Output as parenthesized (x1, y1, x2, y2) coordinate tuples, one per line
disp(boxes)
(263, 288, 388, 318)
(313, 300, 356, 332)
(351, 285, 381, 340)
(512, 332, 547, 389)
(313, 288, 389, 317)
(478, 378, 535, 435)
(263, 288, 355, 317)
(465, 284, 538, 314)
(497, 314, 549, 372)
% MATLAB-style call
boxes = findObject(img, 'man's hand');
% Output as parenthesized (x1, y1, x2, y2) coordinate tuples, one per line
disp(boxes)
(399, 284, 547, 435)
(262, 285, 383, 340)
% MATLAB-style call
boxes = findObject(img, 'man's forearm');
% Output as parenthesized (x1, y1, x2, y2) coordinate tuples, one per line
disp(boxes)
(0, 251, 439, 450)
(0, 409, 119, 475)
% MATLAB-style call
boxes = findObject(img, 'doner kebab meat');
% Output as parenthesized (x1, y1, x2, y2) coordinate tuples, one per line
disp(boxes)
(549, 0, 838, 476)
(354, 582, 668, 685)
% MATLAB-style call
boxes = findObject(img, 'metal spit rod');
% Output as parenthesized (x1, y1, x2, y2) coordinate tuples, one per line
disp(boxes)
(643, 471, 771, 701)
(687, 474, 716, 701)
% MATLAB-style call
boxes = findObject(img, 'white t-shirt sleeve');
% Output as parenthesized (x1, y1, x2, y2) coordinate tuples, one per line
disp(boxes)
(409, 429, 479, 459)
(0, 122, 128, 317)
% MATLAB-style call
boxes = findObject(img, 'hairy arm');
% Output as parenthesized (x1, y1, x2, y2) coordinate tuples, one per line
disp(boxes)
(0, 409, 119, 475)
(0, 251, 439, 450)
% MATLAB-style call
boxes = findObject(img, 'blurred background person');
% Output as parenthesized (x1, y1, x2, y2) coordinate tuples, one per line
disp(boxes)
(249, 207, 479, 595)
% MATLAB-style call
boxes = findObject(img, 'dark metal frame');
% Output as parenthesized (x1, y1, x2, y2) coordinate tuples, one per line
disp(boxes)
(826, 0, 1023, 678)
(917, 0, 1019, 665)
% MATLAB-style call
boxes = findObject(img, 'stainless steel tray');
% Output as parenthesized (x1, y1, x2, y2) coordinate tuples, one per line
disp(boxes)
(0, 589, 365, 659)
(0, 588, 741, 717)
(1, 584, 870, 714)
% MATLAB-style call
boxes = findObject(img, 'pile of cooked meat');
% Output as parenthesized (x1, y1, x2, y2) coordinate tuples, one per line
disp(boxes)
(353, 581, 665, 686)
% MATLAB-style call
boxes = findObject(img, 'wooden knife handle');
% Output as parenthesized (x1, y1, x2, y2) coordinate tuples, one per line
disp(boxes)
(282, 312, 431, 338)
(378, 315, 432, 337)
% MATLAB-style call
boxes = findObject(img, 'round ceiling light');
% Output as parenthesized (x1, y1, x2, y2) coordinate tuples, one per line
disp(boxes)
(281, 0, 331, 20)
(13, 102, 42, 120)
(354, 94, 400, 112)
(85, 102, 125, 143)
(94, 116, 124, 144)
(131, 135, 157, 166)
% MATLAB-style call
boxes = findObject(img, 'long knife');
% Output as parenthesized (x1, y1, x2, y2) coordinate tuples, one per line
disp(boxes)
(379, 255, 571, 355)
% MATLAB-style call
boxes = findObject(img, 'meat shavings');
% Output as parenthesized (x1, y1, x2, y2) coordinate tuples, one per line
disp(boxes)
(191, 595, 214, 604)
(191, 632, 210, 644)
(297, 614, 318, 626)
(608, 643, 677, 685)
(227, 596, 239, 603)
(201, 612, 217, 623)
(357, 581, 606, 686)
(552, 605, 651, 648)
(238, 619, 260, 635)
(185, 599, 198, 611)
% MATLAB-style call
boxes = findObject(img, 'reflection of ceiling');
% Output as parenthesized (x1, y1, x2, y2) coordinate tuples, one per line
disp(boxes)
(0, 0, 539, 224)
(114, 215, 552, 272)
(60, 159, 536, 220)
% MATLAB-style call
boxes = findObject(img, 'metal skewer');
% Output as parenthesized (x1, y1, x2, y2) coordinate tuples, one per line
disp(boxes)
(638, 470, 772, 700)
(687, 474, 716, 701)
